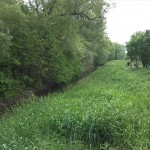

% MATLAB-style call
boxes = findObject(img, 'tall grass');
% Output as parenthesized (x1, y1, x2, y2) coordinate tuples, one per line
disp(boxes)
(0, 60, 150, 149)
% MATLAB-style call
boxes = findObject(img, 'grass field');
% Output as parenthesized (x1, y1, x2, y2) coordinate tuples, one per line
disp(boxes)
(0, 60, 150, 149)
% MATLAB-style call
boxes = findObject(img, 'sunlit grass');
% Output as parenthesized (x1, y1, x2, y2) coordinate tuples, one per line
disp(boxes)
(0, 60, 150, 149)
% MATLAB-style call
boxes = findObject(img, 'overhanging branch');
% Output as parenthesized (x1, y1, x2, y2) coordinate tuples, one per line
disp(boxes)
(60, 12, 100, 21)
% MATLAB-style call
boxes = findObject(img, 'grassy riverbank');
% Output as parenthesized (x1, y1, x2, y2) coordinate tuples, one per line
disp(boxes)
(0, 60, 150, 149)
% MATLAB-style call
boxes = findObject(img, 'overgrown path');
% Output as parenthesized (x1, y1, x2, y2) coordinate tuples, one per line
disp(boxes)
(0, 60, 150, 149)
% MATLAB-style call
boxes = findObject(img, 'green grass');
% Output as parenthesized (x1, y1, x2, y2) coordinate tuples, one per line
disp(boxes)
(0, 60, 150, 149)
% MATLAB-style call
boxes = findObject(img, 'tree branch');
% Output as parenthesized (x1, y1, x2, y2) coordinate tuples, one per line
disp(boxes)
(47, 0, 57, 15)
(60, 12, 100, 21)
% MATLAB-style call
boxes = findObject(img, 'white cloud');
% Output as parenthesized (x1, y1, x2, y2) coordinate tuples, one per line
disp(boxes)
(105, 0, 150, 44)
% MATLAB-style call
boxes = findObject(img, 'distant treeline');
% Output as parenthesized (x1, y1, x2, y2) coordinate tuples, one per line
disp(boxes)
(0, 0, 125, 100)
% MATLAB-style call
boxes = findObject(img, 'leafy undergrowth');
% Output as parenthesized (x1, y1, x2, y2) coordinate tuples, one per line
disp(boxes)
(0, 60, 150, 149)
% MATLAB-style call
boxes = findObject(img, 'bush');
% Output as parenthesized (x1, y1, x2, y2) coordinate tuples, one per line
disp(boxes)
(0, 72, 24, 100)
(0, 72, 13, 99)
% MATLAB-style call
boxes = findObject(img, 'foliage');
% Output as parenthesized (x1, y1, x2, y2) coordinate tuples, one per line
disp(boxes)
(126, 30, 150, 68)
(0, 60, 150, 149)
(0, 73, 13, 99)
(95, 38, 125, 66)
(0, 32, 12, 64)
(0, 72, 24, 100)
(95, 37, 110, 65)
(113, 42, 125, 60)
(0, 0, 114, 99)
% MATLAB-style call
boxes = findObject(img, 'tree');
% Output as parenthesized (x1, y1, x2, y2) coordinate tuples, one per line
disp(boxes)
(139, 30, 150, 68)
(0, 0, 111, 99)
(126, 30, 150, 68)
(113, 43, 125, 60)
(0, 26, 12, 64)
(95, 39, 125, 66)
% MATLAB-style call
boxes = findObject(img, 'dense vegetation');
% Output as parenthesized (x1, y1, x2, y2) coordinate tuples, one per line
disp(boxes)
(1, 0, 149, 149)
(0, 60, 150, 149)
(0, 0, 125, 100)
(126, 30, 150, 68)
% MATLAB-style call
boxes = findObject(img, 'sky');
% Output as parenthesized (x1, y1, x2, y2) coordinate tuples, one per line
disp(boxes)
(105, 0, 150, 44)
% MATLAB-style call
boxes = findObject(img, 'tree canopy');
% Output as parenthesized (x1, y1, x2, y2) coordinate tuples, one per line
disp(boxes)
(126, 30, 150, 68)
(0, 0, 125, 99)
